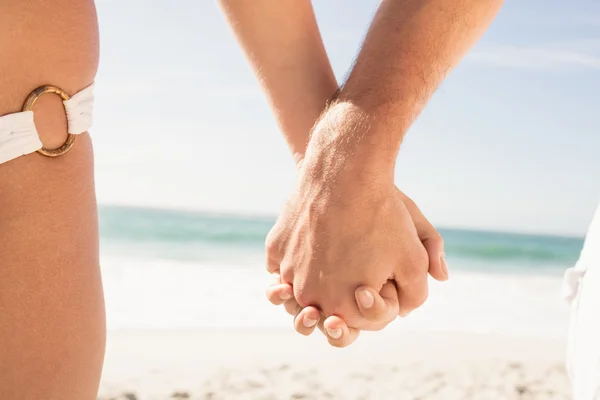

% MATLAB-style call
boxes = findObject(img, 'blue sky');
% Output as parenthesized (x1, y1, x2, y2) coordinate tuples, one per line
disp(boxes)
(93, 0, 600, 236)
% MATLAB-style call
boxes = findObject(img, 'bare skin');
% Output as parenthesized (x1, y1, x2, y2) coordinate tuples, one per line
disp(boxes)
(220, 0, 503, 346)
(0, 1, 104, 399)
(267, 191, 445, 346)
(0, 0, 504, 396)
(219, 0, 449, 346)
(218, 0, 408, 347)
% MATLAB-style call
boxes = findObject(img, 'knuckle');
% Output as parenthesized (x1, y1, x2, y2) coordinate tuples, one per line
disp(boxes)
(265, 258, 279, 274)
(400, 250, 429, 285)
(429, 231, 444, 250)
(400, 264, 427, 286)
(291, 275, 323, 309)
(402, 193, 416, 208)
(279, 261, 295, 284)
(294, 289, 312, 309)
(431, 231, 444, 247)
(264, 231, 281, 260)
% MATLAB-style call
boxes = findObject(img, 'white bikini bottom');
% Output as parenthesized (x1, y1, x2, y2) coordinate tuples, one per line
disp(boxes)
(0, 83, 94, 164)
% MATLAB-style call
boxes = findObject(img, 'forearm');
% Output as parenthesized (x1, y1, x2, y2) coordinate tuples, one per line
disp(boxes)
(218, 0, 338, 163)
(323, 0, 503, 170)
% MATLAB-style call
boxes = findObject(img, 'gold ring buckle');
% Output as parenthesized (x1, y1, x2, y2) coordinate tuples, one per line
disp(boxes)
(22, 85, 77, 158)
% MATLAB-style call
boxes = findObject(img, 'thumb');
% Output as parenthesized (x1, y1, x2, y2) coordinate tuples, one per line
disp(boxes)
(355, 281, 399, 325)
(398, 189, 449, 281)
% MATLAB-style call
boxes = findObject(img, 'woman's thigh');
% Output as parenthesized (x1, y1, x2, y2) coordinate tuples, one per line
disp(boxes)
(0, 1, 105, 399)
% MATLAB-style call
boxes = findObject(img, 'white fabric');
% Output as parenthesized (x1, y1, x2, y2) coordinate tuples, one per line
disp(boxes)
(63, 83, 95, 135)
(0, 84, 94, 165)
(563, 267, 587, 304)
(0, 111, 43, 164)
(566, 202, 600, 400)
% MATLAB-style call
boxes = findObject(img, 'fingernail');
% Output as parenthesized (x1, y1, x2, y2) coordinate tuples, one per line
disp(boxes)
(357, 289, 374, 308)
(326, 327, 342, 339)
(440, 253, 449, 279)
(303, 317, 318, 328)
(280, 291, 292, 301)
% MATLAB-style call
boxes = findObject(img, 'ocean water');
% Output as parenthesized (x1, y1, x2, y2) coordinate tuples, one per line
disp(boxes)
(100, 205, 583, 337)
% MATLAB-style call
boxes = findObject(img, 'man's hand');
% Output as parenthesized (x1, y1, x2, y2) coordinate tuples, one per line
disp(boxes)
(265, 105, 431, 336)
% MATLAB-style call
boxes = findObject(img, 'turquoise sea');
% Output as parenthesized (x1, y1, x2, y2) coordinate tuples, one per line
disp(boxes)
(99, 205, 579, 335)
(99, 205, 583, 274)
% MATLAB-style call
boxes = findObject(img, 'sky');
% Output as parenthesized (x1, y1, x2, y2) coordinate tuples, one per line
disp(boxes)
(92, 0, 600, 237)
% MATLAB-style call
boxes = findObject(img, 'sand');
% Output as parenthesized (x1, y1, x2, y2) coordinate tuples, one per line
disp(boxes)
(97, 328, 572, 400)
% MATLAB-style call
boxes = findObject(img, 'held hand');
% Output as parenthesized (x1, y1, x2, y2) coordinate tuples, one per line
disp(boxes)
(265, 114, 434, 324)
(266, 176, 427, 326)
(267, 276, 400, 347)
(265, 104, 447, 347)
(266, 189, 447, 347)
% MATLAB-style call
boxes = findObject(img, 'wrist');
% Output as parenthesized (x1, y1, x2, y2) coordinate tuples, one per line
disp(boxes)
(296, 106, 399, 207)
(289, 88, 341, 171)
(305, 102, 400, 181)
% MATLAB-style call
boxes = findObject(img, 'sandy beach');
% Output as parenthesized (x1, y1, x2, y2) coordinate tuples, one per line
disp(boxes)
(98, 328, 571, 400)
(96, 211, 576, 400)
(98, 238, 574, 400)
